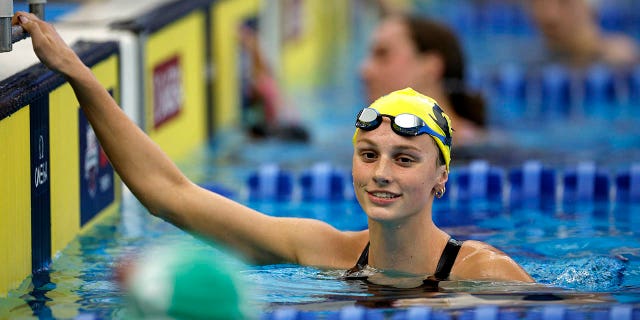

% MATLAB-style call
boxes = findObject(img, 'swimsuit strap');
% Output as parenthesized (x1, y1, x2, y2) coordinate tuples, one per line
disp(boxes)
(348, 238, 464, 279)
(345, 242, 370, 276)
(433, 238, 464, 280)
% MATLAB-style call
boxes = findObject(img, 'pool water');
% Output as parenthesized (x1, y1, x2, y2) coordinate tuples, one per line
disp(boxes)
(2, 137, 640, 319)
(3, 2, 640, 318)
(4, 44, 640, 320)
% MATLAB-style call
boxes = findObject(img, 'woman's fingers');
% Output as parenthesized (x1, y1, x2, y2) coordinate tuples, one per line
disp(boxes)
(12, 11, 80, 74)
(13, 12, 51, 62)
(12, 12, 41, 38)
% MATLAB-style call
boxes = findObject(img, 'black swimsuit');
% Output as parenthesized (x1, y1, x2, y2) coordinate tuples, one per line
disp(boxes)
(344, 238, 465, 287)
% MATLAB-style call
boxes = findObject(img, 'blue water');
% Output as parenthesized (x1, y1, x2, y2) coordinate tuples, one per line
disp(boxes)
(4, 82, 640, 318)
(3, 1, 640, 318)
(1, 131, 640, 318)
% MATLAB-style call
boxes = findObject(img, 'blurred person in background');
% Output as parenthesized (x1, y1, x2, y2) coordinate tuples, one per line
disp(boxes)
(527, 0, 639, 68)
(239, 19, 309, 142)
(360, 12, 487, 147)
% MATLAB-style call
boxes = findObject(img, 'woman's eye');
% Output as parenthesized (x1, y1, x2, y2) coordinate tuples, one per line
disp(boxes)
(396, 156, 414, 165)
(361, 151, 377, 161)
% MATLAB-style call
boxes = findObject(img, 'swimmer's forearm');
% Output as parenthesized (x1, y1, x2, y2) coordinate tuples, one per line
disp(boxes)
(66, 64, 189, 215)
(14, 11, 357, 266)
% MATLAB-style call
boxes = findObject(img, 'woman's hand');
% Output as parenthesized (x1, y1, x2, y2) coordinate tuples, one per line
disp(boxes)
(11, 11, 83, 76)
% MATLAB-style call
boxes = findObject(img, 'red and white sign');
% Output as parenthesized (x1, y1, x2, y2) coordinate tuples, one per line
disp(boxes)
(153, 56, 183, 128)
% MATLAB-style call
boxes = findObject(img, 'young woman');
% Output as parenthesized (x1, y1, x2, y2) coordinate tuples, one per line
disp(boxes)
(12, 12, 533, 286)
(359, 14, 487, 147)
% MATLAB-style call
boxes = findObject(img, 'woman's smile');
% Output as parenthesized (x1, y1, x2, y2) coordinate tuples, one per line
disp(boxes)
(367, 190, 402, 205)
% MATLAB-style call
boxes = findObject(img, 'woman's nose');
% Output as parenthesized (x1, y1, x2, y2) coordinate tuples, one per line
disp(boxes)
(372, 158, 392, 185)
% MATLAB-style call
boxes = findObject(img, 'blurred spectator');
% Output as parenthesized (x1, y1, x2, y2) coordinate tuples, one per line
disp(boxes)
(360, 13, 487, 146)
(239, 20, 309, 142)
(527, 0, 640, 68)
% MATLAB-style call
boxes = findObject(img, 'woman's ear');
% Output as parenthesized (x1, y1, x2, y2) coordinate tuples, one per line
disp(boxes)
(432, 167, 449, 198)
(437, 166, 449, 186)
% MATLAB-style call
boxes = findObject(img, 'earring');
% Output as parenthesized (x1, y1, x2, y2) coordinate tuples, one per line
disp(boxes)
(435, 186, 446, 199)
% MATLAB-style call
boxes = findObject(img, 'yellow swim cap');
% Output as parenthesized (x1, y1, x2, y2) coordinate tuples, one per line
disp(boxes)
(353, 88, 453, 170)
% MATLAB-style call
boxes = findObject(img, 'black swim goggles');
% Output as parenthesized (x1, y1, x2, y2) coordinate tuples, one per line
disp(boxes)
(355, 107, 449, 146)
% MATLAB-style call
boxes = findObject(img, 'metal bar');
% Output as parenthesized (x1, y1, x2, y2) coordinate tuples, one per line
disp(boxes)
(1, 0, 45, 52)
(28, 0, 45, 20)
(11, 24, 26, 42)
(0, 0, 12, 52)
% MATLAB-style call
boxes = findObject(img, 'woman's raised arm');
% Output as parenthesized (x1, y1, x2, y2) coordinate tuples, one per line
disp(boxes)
(11, 12, 363, 267)
(13, 12, 191, 220)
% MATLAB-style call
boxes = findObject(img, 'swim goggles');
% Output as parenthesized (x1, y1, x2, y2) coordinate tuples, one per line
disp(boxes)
(354, 107, 449, 147)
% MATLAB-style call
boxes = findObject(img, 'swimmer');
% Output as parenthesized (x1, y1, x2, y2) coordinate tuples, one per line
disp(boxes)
(239, 19, 309, 142)
(360, 13, 487, 146)
(13, 12, 533, 286)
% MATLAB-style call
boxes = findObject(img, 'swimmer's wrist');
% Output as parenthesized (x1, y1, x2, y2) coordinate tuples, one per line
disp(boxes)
(57, 54, 89, 79)
(61, 60, 94, 84)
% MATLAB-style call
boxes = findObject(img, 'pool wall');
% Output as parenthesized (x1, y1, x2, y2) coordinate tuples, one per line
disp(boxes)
(0, 41, 122, 297)
(0, 0, 222, 297)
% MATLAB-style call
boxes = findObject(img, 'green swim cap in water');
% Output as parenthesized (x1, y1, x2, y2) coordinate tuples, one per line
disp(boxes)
(126, 244, 252, 320)
(353, 88, 454, 170)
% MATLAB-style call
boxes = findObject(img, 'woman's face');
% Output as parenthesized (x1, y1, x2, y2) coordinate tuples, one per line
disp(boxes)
(352, 118, 447, 224)
(360, 18, 428, 104)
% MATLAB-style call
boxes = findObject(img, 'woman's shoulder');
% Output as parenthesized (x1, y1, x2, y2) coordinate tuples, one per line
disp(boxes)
(453, 240, 533, 282)
(460, 239, 505, 253)
(343, 229, 369, 248)
(456, 239, 509, 265)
